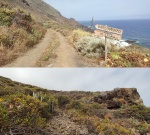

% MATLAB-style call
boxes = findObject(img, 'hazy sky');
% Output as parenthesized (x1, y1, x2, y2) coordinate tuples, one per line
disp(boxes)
(0, 68, 149, 106)
(43, 0, 150, 21)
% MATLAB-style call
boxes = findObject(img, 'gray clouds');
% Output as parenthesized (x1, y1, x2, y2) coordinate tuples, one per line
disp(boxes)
(0, 68, 149, 106)
(44, 0, 150, 21)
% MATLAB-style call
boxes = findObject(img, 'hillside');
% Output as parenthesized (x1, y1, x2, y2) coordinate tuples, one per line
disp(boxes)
(0, 76, 150, 135)
(0, 0, 82, 67)
(1, 0, 81, 26)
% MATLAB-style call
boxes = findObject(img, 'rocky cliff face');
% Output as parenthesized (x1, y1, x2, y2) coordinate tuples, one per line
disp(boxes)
(94, 88, 143, 109)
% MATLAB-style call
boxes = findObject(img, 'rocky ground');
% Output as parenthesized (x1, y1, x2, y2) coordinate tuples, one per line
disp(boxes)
(48, 113, 90, 135)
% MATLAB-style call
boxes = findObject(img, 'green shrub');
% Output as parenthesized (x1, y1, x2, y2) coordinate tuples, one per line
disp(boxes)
(111, 52, 120, 60)
(74, 36, 105, 58)
(0, 7, 13, 26)
(96, 119, 132, 135)
(124, 105, 150, 123)
(91, 102, 102, 109)
(69, 101, 83, 110)
(0, 88, 15, 96)
(58, 95, 70, 108)
(0, 94, 50, 131)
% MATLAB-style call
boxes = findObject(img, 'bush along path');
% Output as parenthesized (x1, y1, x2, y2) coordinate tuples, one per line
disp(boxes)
(0, 2, 46, 66)
(4, 29, 52, 67)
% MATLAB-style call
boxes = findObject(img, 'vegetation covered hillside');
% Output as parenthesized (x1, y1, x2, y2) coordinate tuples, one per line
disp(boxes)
(0, 1, 46, 66)
(0, 0, 81, 66)
(0, 76, 150, 135)
(1, 0, 81, 26)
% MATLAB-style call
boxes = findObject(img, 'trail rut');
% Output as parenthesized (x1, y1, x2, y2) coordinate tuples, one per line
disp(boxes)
(49, 31, 83, 67)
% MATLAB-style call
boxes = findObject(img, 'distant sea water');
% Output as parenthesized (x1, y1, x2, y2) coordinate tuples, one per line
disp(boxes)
(79, 19, 150, 48)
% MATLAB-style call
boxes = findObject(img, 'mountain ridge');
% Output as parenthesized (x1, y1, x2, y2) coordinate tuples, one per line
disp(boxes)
(1, 0, 81, 27)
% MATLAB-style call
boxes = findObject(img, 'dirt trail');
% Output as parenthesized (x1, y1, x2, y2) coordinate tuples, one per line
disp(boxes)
(4, 29, 86, 67)
(49, 31, 83, 67)
(48, 113, 89, 135)
(5, 29, 52, 67)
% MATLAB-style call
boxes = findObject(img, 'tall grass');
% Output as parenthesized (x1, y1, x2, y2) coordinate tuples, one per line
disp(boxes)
(68, 29, 91, 44)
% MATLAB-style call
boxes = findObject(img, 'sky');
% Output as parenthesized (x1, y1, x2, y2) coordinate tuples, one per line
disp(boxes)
(43, 0, 150, 21)
(0, 68, 150, 106)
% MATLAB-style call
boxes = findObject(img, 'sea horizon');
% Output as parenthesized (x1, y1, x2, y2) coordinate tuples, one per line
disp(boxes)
(78, 18, 150, 22)
(79, 19, 150, 48)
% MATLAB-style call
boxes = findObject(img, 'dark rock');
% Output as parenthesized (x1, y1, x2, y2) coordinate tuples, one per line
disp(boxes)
(125, 40, 137, 44)
(94, 88, 143, 109)
(21, 0, 30, 6)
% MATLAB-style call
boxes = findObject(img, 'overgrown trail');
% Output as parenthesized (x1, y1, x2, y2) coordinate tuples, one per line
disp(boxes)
(5, 29, 52, 67)
(49, 31, 83, 67)
(48, 113, 89, 135)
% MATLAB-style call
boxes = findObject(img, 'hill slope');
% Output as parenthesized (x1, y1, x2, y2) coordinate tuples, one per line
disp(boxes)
(0, 0, 82, 66)
(0, 76, 150, 135)
(1, 0, 81, 26)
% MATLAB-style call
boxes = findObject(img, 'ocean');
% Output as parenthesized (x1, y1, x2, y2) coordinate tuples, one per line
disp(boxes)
(79, 19, 150, 48)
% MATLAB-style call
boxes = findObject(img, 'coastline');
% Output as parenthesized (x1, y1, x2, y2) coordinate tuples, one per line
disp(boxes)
(79, 19, 150, 48)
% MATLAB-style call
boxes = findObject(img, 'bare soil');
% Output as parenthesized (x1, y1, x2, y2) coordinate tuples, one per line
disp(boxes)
(48, 31, 84, 67)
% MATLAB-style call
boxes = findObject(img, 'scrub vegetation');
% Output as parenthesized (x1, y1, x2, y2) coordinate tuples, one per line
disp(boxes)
(67, 28, 150, 67)
(0, 76, 150, 134)
(0, 2, 46, 66)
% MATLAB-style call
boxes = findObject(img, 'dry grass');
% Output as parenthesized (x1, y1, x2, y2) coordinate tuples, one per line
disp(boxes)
(67, 29, 91, 45)
(43, 20, 72, 37)
(0, 4, 46, 66)
(106, 47, 150, 67)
